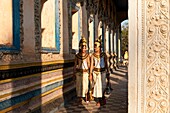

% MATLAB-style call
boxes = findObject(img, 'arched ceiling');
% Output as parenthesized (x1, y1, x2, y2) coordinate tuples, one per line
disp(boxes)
(74, 0, 128, 28)
(114, 0, 128, 26)
(114, 0, 128, 12)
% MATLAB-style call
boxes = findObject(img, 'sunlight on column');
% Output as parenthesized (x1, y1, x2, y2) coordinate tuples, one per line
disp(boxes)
(72, 11, 79, 50)
(106, 27, 109, 53)
(89, 19, 94, 52)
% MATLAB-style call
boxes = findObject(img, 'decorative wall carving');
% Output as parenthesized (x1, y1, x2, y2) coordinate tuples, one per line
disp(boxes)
(0, 61, 74, 80)
(144, 0, 169, 112)
(34, 0, 41, 60)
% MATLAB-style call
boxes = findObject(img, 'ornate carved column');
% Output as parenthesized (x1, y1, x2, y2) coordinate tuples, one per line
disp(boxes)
(98, 0, 108, 22)
(115, 27, 119, 62)
(86, 0, 98, 15)
(143, 0, 169, 112)
(85, 0, 98, 53)
(118, 25, 121, 61)
(107, 25, 112, 70)
(110, 28, 115, 70)
(130, 0, 170, 112)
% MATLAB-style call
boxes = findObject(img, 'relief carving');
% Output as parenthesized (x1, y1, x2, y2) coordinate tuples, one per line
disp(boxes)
(145, 0, 169, 112)
(86, 0, 98, 15)
(34, 0, 41, 60)
(68, 0, 73, 52)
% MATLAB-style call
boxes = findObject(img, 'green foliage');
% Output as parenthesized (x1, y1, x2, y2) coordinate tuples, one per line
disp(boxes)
(121, 21, 128, 55)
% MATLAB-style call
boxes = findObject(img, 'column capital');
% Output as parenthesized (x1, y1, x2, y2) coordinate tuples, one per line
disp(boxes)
(86, 0, 98, 15)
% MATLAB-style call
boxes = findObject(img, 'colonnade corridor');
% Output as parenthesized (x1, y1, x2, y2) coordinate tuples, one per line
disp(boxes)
(1, 0, 170, 112)
(55, 66, 128, 113)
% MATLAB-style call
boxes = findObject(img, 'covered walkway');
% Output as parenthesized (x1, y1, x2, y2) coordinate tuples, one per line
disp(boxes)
(55, 67, 128, 113)
(1, 0, 170, 112)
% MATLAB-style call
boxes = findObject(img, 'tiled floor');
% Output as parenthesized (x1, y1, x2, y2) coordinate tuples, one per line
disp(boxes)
(56, 67, 128, 113)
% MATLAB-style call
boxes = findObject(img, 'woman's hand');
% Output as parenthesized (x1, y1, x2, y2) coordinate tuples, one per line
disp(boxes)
(89, 74, 93, 81)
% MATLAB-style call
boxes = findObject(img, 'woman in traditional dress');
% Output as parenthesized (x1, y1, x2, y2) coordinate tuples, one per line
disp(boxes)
(73, 37, 90, 104)
(89, 36, 109, 106)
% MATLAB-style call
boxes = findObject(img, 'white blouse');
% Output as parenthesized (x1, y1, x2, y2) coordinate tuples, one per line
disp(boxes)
(93, 56, 105, 68)
(77, 59, 88, 69)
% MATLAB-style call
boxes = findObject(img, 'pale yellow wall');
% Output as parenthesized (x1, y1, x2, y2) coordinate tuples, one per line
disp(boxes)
(0, 0, 13, 45)
(23, 0, 35, 56)
(72, 11, 79, 50)
(41, 0, 55, 48)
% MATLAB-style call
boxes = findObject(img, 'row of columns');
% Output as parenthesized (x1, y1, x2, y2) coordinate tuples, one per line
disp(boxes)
(86, 19, 122, 69)
(102, 25, 122, 56)
(71, 1, 122, 67)
(100, 24, 122, 66)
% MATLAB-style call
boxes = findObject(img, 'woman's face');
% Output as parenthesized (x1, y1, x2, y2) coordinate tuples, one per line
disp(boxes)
(94, 44, 100, 52)
(82, 45, 86, 53)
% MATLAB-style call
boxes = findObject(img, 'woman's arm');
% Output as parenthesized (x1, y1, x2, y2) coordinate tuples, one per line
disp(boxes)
(88, 54, 91, 69)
